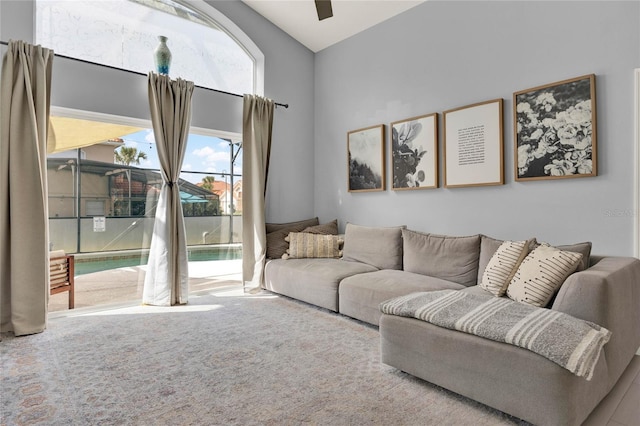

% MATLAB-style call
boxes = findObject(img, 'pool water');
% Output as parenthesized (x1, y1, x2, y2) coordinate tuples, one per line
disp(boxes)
(74, 247, 242, 276)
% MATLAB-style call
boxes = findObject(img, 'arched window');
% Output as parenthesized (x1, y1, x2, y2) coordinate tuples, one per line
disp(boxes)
(35, 0, 260, 94)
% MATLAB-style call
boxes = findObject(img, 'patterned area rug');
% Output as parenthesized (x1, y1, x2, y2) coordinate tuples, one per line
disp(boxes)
(1, 288, 528, 425)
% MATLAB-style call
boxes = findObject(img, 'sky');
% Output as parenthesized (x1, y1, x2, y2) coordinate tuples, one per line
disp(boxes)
(121, 129, 242, 185)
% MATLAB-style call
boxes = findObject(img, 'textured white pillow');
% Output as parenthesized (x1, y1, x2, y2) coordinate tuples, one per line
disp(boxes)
(480, 240, 531, 297)
(282, 232, 343, 259)
(507, 244, 583, 307)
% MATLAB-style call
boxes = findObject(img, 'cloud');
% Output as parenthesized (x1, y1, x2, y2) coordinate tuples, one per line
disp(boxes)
(192, 146, 228, 169)
(144, 130, 155, 145)
(182, 163, 192, 171)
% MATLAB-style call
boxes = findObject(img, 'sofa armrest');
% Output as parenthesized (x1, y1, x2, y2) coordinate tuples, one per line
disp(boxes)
(552, 256, 640, 383)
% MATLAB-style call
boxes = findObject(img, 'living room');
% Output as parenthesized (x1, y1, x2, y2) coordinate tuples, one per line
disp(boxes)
(1, 1, 638, 254)
(1, 0, 639, 424)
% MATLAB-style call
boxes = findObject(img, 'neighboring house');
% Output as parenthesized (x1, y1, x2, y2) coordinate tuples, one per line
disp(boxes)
(232, 180, 242, 214)
(207, 180, 242, 215)
(84, 139, 124, 163)
(47, 158, 219, 218)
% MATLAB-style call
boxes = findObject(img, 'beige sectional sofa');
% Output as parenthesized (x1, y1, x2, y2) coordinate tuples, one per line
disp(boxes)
(263, 222, 640, 426)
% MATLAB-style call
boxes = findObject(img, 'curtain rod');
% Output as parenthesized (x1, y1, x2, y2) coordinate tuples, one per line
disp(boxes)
(0, 40, 289, 109)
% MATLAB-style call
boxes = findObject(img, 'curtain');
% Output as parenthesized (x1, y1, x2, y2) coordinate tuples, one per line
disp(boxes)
(0, 40, 54, 335)
(143, 73, 194, 306)
(242, 94, 274, 291)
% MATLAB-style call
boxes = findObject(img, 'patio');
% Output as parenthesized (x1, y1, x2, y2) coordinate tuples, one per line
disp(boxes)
(48, 259, 242, 313)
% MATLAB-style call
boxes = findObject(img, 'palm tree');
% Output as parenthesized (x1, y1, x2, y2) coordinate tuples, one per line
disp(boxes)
(114, 146, 148, 165)
(200, 175, 216, 192)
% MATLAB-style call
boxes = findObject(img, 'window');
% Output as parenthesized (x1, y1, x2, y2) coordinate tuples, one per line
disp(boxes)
(36, 0, 256, 94)
(47, 114, 242, 254)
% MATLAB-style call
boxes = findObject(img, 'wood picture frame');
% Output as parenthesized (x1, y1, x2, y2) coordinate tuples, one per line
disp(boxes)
(390, 113, 438, 190)
(513, 74, 597, 181)
(347, 124, 386, 192)
(443, 99, 504, 188)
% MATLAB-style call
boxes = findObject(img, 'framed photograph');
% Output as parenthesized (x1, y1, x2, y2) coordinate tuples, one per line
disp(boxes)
(514, 74, 596, 181)
(391, 113, 438, 190)
(347, 124, 386, 192)
(443, 99, 504, 188)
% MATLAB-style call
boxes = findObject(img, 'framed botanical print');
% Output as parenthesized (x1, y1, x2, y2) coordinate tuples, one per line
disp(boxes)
(514, 74, 597, 181)
(347, 124, 385, 192)
(390, 113, 438, 190)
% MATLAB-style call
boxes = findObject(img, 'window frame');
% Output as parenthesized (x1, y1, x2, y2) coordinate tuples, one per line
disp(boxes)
(34, 0, 265, 96)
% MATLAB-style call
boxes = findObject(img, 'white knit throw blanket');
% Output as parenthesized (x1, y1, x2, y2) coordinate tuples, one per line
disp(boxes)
(380, 290, 611, 380)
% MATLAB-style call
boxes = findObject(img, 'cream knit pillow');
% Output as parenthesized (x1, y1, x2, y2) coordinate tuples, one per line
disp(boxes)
(282, 232, 343, 259)
(480, 239, 532, 297)
(506, 244, 583, 307)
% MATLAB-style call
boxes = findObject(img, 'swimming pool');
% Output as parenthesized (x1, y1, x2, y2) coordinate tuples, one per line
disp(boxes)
(74, 245, 242, 276)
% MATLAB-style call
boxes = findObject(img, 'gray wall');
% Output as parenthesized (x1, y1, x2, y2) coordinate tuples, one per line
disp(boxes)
(314, 1, 640, 256)
(0, 0, 315, 223)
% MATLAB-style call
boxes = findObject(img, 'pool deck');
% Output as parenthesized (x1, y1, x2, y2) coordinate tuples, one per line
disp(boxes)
(49, 259, 242, 313)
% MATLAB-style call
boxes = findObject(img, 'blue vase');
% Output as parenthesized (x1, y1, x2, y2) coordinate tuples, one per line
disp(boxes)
(154, 35, 172, 75)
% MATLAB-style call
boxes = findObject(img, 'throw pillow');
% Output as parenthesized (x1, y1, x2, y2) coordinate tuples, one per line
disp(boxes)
(266, 217, 319, 234)
(341, 223, 405, 270)
(534, 241, 592, 272)
(477, 235, 538, 285)
(265, 217, 320, 259)
(302, 219, 338, 235)
(506, 244, 583, 307)
(403, 229, 481, 287)
(282, 232, 343, 259)
(479, 240, 532, 297)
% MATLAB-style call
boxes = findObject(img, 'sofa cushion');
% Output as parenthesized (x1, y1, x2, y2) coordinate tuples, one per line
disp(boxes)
(282, 232, 343, 259)
(402, 229, 481, 287)
(302, 219, 338, 235)
(339, 269, 465, 325)
(541, 241, 592, 272)
(507, 244, 583, 307)
(341, 223, 405, 270)
(479, 239, 532, 297)
(265, 217, 320, 259)
(266, 217, 319, 233)
(264, 258, 378, 311)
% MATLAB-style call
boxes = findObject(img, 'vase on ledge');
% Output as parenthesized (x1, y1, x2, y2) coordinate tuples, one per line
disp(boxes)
(154, 35, 172, 75)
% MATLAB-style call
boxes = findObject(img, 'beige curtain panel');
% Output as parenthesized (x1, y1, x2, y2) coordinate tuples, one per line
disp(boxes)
(143, 73, 194, 306)
(0, 40, 54, 336)
(242, 94, 274, 291)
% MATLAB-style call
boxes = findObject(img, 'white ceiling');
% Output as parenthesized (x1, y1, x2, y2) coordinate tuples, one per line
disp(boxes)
(241, 0, 427, 53)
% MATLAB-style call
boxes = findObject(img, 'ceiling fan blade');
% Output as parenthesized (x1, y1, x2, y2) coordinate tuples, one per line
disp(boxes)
(315, 0, 333, 21)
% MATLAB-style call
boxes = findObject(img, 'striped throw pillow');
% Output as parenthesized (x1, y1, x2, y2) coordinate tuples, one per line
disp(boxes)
(506, 244, 583, 307)
(480, 240, 531, 297)
(282, 232, 343, 259)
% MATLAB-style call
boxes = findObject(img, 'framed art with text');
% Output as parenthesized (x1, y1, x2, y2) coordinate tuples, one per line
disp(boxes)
(443, 99, 504, 188)
(514, 74, 597, 181)
(347, 124, 386, 192)
(391, 113, 438, 190)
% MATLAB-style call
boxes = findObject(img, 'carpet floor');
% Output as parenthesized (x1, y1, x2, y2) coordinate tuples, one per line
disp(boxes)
(1, 288, 529, 425)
